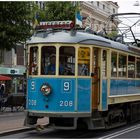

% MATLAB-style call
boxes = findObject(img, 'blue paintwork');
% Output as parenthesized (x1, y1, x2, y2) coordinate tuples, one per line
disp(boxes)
(27, 78, 75, 112)
(102, 80, 108, 111)
(27, 77, 91, 113)
(77, 78, 91, 112)
(110, 79, 140, 96)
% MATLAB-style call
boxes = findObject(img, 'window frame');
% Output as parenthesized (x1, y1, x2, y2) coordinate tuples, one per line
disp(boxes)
(59, 46, 76, 76)
(29, 46, 39, 75)
(78, 46, 91, 77)
(41, 45, 56, 75)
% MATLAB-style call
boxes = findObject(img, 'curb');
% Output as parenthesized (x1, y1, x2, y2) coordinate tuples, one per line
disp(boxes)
(0, 127, 35, 136)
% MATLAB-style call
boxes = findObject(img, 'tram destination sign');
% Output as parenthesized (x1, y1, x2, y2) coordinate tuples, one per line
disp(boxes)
(36, 21, 74, 29)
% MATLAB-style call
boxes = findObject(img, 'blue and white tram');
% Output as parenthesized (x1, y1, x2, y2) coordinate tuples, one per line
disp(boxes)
(24, 27, 140, 130)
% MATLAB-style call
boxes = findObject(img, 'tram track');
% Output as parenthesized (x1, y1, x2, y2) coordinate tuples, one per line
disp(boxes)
(99, 123, 140, 139)
(1, 121, 140, 139)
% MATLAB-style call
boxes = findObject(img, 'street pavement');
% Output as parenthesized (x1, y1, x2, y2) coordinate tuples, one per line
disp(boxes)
(0, 108, 48, 135)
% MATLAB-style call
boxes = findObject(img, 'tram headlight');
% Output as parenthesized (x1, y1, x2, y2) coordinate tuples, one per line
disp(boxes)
(40, 83, 52, 96)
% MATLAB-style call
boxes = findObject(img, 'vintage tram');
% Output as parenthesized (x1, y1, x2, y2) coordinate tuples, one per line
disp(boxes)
(24, 22, 140, 130)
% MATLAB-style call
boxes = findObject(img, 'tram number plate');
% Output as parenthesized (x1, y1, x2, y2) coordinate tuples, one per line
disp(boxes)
(63, 81, 71, 93)
(29, 99, 37, 106)
(60, 101, 73, 107)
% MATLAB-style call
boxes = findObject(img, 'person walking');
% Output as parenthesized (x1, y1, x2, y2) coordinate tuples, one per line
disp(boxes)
(0, 82, 5, 98)
(0, 82, 5, 111)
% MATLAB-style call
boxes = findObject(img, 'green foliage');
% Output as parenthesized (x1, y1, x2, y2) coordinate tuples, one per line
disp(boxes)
(35, 2, 79, 22)
(0, 2, 79, 50)
(0, 2, 32, 50)
(106, 31, 118, 38)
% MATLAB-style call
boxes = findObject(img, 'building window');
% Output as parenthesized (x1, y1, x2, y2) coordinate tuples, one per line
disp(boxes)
(103, 4, 105, 10)
(113, 8, 115, 14)
(97, 1, 99, 7)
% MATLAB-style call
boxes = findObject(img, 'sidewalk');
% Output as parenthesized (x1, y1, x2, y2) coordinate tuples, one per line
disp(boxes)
(0, 108, 48, 135)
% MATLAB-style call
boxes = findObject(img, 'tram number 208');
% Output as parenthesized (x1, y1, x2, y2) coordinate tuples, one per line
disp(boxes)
(60, 100, 73, 107)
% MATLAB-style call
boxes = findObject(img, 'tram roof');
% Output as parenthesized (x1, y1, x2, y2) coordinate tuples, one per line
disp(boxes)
(27, 30, 140, 55)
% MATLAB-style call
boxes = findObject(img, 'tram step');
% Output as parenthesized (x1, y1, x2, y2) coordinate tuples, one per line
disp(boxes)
(91, 118, 105, 129)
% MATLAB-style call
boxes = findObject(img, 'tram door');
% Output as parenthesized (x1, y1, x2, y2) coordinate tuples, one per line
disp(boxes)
(92, 48, 100, 110)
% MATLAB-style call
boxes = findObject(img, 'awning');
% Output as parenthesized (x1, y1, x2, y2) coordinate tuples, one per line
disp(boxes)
(0, 75, 12, 81)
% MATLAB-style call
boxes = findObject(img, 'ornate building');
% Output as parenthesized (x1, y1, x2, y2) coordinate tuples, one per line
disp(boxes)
(80, 1, 120, 33)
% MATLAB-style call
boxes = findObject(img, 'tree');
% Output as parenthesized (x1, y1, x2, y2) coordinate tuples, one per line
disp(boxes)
(0, 2, 32, 50)
(35, 2, 79, 22)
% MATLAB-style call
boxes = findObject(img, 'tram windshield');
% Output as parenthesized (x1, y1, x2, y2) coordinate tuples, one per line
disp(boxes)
(41, 46, 56, 75)
(78, 47, 90, 76)
(40, 46, 75, 76)
(59, 46, 75, 75)
(29, 47, 38, 75)
(29, 46, 91, 76)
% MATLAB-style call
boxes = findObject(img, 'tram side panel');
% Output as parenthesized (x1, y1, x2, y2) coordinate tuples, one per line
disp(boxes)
(110, 79, 140, 101)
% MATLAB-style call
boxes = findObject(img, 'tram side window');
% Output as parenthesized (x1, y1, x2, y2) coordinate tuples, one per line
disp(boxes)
(59, 46, 75, 75)
(118, 54, 127, 77)
(41, 46, 56, 75)
(102, 50, 107, 77)
(128, 56, 135, 78)
(111, 52, 117, 77)
(78, 47, 90, 76)
(29, 47, 38, 75)
(136, 58, 140, 78)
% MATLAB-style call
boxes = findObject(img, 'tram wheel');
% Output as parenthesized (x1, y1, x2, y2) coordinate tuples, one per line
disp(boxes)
(105, 109, 126, 129)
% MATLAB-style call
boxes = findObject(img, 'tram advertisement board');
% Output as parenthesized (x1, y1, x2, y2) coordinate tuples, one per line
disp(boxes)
(78, 47, 90, 64)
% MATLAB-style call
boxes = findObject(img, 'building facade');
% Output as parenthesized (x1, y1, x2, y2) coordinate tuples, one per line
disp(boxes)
(80, 1, 119, 33)
(0, 45, 26, 94)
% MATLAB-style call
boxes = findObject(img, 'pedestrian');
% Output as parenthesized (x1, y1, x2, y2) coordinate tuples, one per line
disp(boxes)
(0, 82, 5, 111)
(0, 82, 5, 98)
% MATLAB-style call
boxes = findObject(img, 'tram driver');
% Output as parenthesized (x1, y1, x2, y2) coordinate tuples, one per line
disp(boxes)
(45, 54, 73, 75)
(45, 54, 56, 75)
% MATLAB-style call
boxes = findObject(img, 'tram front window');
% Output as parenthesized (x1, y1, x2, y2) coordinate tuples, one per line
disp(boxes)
(59, 46, 75, 75)
(41, 46, 56, 75)
(29, 47, 38, 75)
(78, 47, 90, 76)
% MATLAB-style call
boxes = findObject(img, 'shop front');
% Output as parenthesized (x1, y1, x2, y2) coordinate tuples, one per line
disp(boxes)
(0, 67, 26, 95)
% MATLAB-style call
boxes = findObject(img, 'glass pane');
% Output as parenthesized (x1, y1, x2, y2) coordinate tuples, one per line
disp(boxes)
(128, 56, 135, 78)
(128, 62, 135, 78)
(111, 52, 117, 77)
(118, 54, 127, 77)
(102, 50, 107, 77)
(41, 46, 56, 75)
(136, 60, 140, 78)
(59, 46, 75, 75)
(78, 47, 90, 76)
(29, 47, 38, 75)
